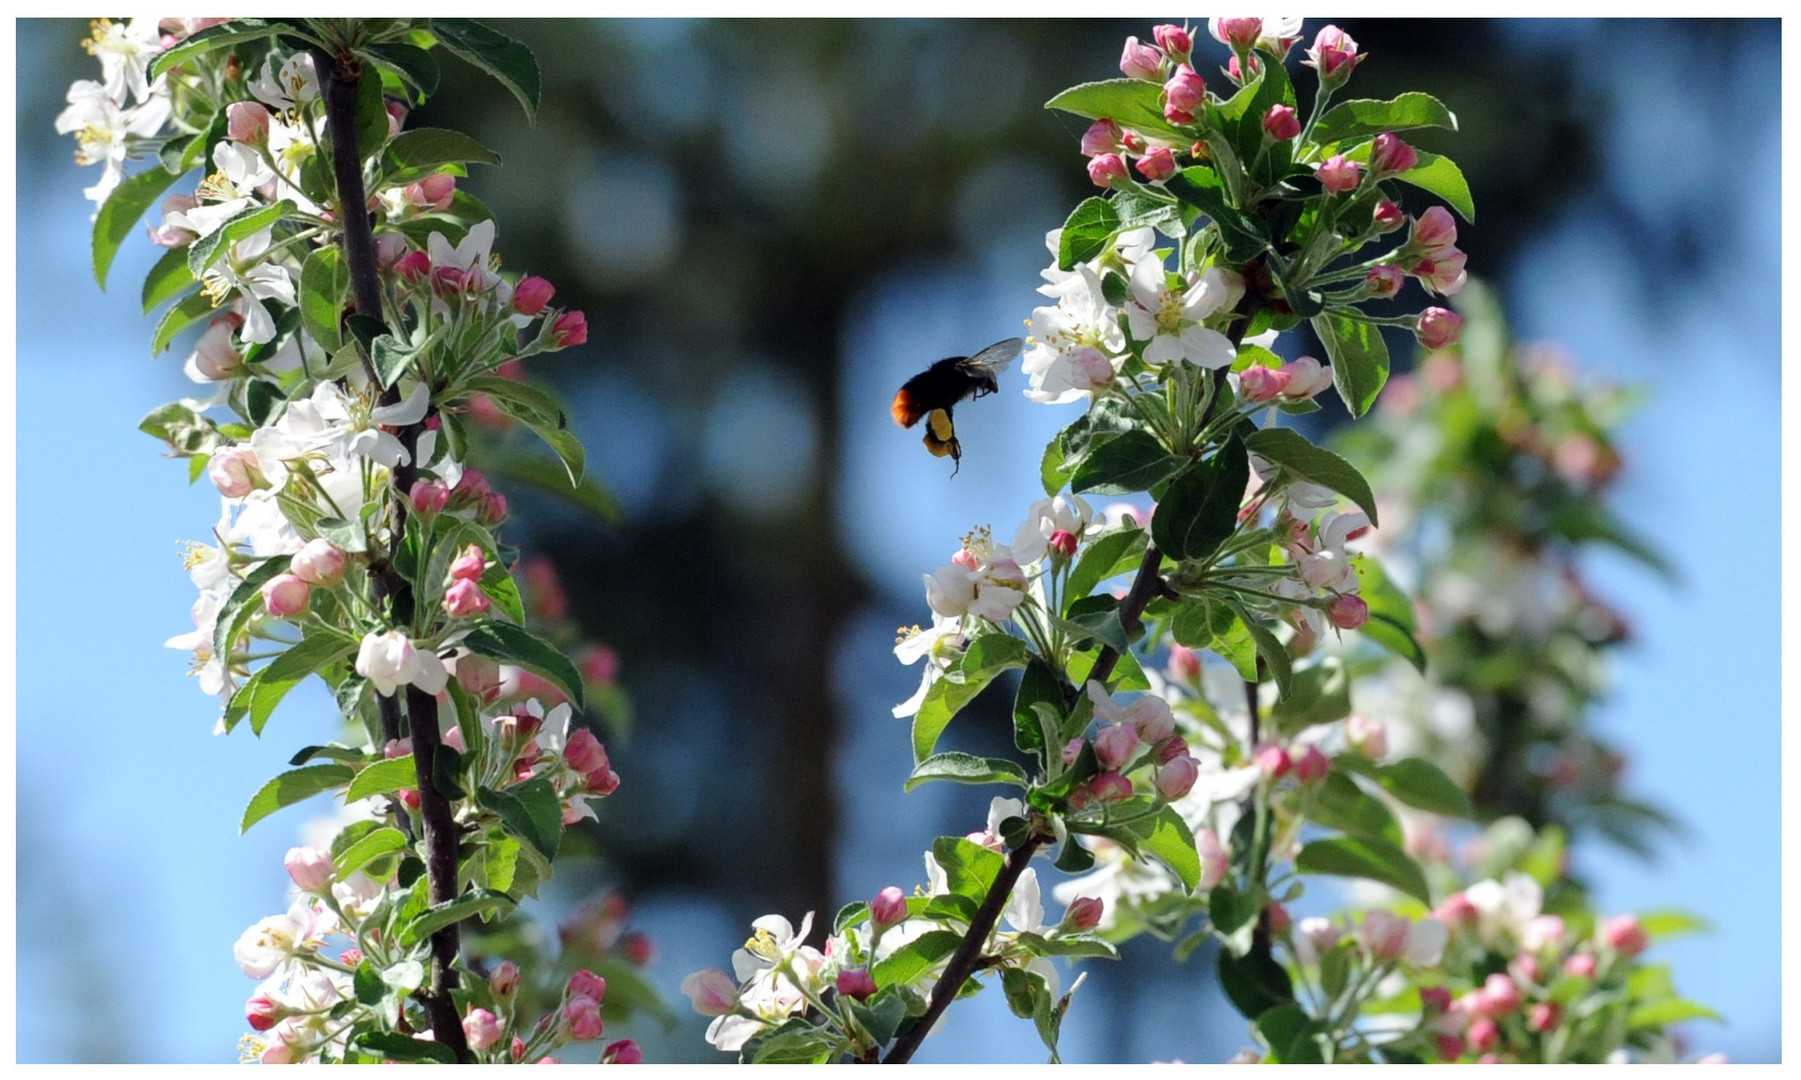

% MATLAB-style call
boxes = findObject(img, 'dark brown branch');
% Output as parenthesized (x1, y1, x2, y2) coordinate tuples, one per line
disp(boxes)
(313, 36, 467, 1061)
(882, 834, 1045, 1064)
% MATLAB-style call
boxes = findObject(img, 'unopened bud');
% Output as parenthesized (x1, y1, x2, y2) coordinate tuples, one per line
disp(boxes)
(246, 993, 283, 1032)
(409, 478, 450, 516)
(1152, 24, 1191, 62)
(1080, 118, 1122, 157)
(261, 573, 311, 618)
(1262, 103, 1301, 141)
(1372, 199, 1405, 233)
(1466, 1018, 1499, 1054)
(1295, 743, 1330, 784)
(1094, 723, 1140, 770)
(835, 968, 877, 1000)
(1135, 146, 1176, 181)
(1090, 771, 1134, 802)
(1155, 755, 1199, 800)
(1417, 307, 1463, 349)
(603, 1039, 643, 1064)
(1087, 152, 1128, 189)
(871, 885, 909, 928)
(208, 445, 261, 498)
(1600, 914, 1648, 957)
(490, 960, 520, 1000)
(1163, 64, 1204, 114)
(1048, 530, 1079, 560)
(1365, 264, 1405, 299)
(464, 1007, 503, 1051)
(551, 310, 589, 348)
(284, 845, 334, 893)
(1239, 364, 1292, 402)
(1167, 643, 1201, 682)
(395, 250, 431, 283)
(1257, 742, 1292, 779)
(1528, 1002, 1561, 1034)
(443, 578, 491, 618)
(1316, 153, 1361, 195)
(1563, 951, 1598, 979)
(514, 275, 556, 316)
(1482, 973, 1521, 1016)
(1327, 594, 1369, 630)
(1210, 18, 1262, 50)
(1345, 715, 1388, 759)
(1120, 36, 1164, 81)
(1369, 133, 1418, 177)
(226, 100, 271, 144)
(563, 994, 604, 1041)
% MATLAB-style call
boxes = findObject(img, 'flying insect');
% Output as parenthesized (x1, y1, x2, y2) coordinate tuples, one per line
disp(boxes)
(890, 337, 1024, 476)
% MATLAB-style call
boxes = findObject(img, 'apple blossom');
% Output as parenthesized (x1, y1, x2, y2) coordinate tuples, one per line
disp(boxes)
(1316, 153, 1361, 195)
(289, 539, 346, 587)
(1601, 914, 1649, 956)
(355, 629, 449, 697)
(261, 573, 310, 618)
(1134, 145, 1176, 181)
(1086, 152, 1128, 188)
(464, 1007, 503, 1051)
(1155, 755, 1200, 800)
(1418, 306, 1464, 349)
(563, 994, 604, 1041)
(1152, 24, 1191, 61)
(1262, 103, 1301, 141)
(1119, 37, 1163, 81)
(1065, 896, 1105, 931)
(1369, 133, 1419, 177)
(1306, 25, 1361, 86)
(1079, 118, 1122, 157)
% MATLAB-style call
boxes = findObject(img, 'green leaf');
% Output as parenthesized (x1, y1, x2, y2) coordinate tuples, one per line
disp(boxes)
(431, 18, 542, 124)
(335, 827, 408, 877)
(1309, 771, 1403, 846)
(474, 450, 621, 527)
(151, 290, 218, 356)
(1311, 311, 1390, 419)
(354, 1032, 457, 1065)
(905, 751, 1029, 792)
(1295, 835, 1431, 904)
(382, 127, 501, 173)
(370, 334, 417, 389)
(1064, 527, 1148, 615)
(477, 778, 562, 860)
(1056, 197, 1121, 271)
(403, 888, 512, 945)
(1393, 150, 1475, 223)
(352, 66, 390, 162)
(1627, 999, 1723, 1028)
(1045, 78, 1187, 141)
(460, 622, 586, 709)
(872, 929, 963, 988)
(93, 165, 187, 289)
(1257, 1003, 1327, 1064)
(363, 41, 441, 102)
(1153, 434, 1248, 562)
(186, 199, 294, 278)
(1070, 431, 1184, 496)
(1373, 757, 1474, 819)
(1218, 945, 1295, 1020)
(1310, 93, 1458, 147)
(913, 659, 1005, 764)
(344, 754, 419, 803)
(1224, 597, 1291, 700)
(236, 631, 356, 735)
(1164, 166, 1272, 263)
(1040, 432, 1070, 497)
(1244, 427, 1379, 526)
(149, 19, 279, 80)
(141, 246, 197, 313)
(1137, 806, 1201, 892)
(1638, 909, 1711, 942)
(1209, 883, 1262, 957)
(741, 1017, 837, 1064)
(241, 764, 354, 833)
(1012, 656, 1063, 757)
(298, 247, 348, 353)
(244, 379, 284, 429)
(931, 836, 1004, 902)
(1266, 659, 1350, 737)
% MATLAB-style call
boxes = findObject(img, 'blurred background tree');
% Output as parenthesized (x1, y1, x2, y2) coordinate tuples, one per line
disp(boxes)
(12, 17, 1778, 1063)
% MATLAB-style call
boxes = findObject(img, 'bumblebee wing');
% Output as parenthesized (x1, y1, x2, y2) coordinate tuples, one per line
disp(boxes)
(961, 337, 1024, 377)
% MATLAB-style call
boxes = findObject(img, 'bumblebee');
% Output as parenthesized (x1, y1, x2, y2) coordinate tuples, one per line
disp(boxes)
(890, 337, 1023, 475)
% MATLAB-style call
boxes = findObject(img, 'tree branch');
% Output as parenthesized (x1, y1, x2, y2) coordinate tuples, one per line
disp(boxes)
(882, 835, 1045, 1064)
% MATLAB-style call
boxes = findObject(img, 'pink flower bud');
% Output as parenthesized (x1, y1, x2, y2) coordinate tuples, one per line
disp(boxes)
(443, 578, 491, 618)
(585, 766, 621, 795)
(190, 317, 243, 379)
(1420, 986, 1452, 1013)
(1257, 742, 1292, 779)
(1369, 133, 1418, 178)
(1359, 909, 1410, 962)
(1155, 755, 1199, 800)
(1372, 199, 1405, 233)
(1434, 892, 1479, 929)
(1277, 356, 1332, 401)
(1601, 914, 1649, 957)
(1316, 153, 1362, 195)
(1412, 249, 1468, 296)
(1528, 1002, 1561, 1034)
(1365, 264, 1405, 299)
(568, 969, 608, 1004)
(1086, 152, 1129, 189)
(1135, 146, 1177, 181)
(1163, 100, 1195, 126)
(1210, 18, 1262, 50)
(1065, 896, 1105, 930)
(261, 573, 311, 618)
(404, 173, 457, 211)
(289, 538, 346, 587)
(1564, 951, 1598, 979)
(551, 310, 589, 348)
(1327, 594, 1369, 630)
(490, 959, 520, 999)
(1466, 1018, 1499, 1054)
(1520, 914, 1567, 953)
(1197, 827, 1230, 889)
(208, 445, 261, 498)
(1239, 364, 1292, 402)
(1164, 64, 1205, 114)
(284, 845, 334, 892)
(1167, 644, 1201, 682)
(871, 885, 909, 927)
(1267, 903, 1292, 935)
(246, 993, 282, 1032)
(565, 728, 609, 776)
(1120, 36, 1164, 81)
(1048, 529, 1079, 560)
(1155, 734, 1189, 764)
(1094, 723, 1141, 770)
(431, 264, 466, 296)
(1307, 25, 1361, 85)
(395, 250, 432, 284)
(397, 788, 420, 810)
(1122, 130, 1148, 155)
(1412, 205, 1458, 255)
(1080, 118, 1122, 157)
(563, 995, 604, 1041)
(1417, 307, 1463, 349)
(1435, 1034, 1466, 1062)
(681, 968, 741, 1016)
(409, 478, 450, 516)
(1345, 715, 1388, 759)
(1262, 103, 1301, 141)
(835, 968, 877, 1000)
(464, 1007, 503, 1051)
(455, 653, 502, 704)
(1295, 744, 1330, 784)
(1482, 973, 1521, 1016)
(226, 101, 271, 144)
(1090, 771, 1134, 802)
(514, 275, 556, 316)
(449, 543, 487, 582)
(385, 100, 406, 138)
(1153, 24, 1192, 62)
(1512, 954, 1544, 985)
(603, 1040, 643, 1064)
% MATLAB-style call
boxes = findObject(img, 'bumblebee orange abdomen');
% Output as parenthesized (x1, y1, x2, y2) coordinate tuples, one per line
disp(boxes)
(892, 387, 924, 428)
